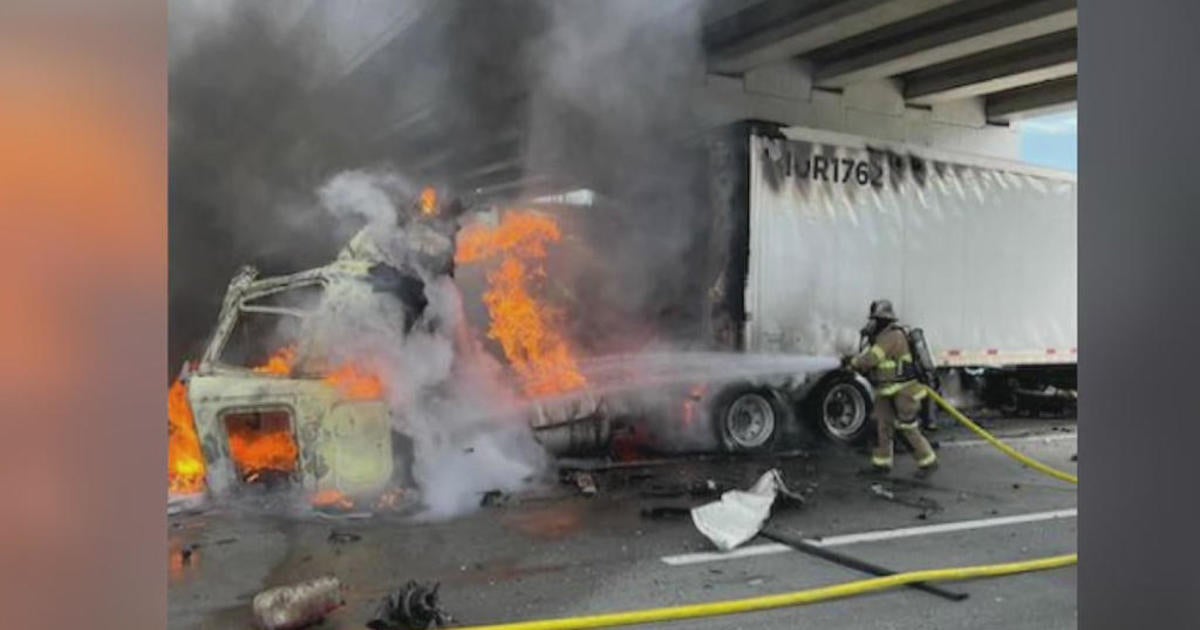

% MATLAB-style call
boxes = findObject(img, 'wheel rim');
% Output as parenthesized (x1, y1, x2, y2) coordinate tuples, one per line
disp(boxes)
(823, 383, 866, 440)
(726, 393, 776, 448)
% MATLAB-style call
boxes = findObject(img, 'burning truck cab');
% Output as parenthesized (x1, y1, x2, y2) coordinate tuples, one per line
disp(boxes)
(170, 185, 487, 511)
(174, 258, 428, 504)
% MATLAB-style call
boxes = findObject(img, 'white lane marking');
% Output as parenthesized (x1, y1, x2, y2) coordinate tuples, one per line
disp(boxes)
(938, 433, 1077, 448)
(661, 508, 1077, 566)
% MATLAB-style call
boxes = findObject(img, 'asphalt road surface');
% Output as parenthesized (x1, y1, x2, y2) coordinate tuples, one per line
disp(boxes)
(168, 417, 1078, 629)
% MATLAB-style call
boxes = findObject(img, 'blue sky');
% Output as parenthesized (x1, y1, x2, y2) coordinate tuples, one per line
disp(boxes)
(1018, 108, 1077, 172)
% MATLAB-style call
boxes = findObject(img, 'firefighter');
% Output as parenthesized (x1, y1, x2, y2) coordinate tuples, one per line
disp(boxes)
(842, 300, 939, 478)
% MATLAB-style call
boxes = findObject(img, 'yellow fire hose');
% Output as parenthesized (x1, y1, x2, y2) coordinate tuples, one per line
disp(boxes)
(451, 391, 1078, 630)
(925, 387, 1078, 485)
(454, 555, 1077, 630)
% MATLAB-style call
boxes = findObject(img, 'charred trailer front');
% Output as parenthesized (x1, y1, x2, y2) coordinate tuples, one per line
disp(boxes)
(699, 121, 1078, 448)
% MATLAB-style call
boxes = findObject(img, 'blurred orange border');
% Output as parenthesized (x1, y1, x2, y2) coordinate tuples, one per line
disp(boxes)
(0, 2, 166, 629)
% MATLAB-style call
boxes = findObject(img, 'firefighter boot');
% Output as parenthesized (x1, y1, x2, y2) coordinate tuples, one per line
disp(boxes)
(914, 459, 940, 479)
(857, 463, 892, 478)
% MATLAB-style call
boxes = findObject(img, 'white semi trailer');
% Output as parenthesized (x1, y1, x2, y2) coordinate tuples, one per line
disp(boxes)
(699, 121, 1077, 450)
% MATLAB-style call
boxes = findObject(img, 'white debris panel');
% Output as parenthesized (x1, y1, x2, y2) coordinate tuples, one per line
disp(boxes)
(691, 468, 791, 552)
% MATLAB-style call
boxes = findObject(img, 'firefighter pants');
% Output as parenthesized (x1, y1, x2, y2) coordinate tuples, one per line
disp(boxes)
(871, 384, 938, 470)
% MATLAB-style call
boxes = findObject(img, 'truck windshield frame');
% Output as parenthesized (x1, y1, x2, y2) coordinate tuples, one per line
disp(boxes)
(202, 272, 328, 373)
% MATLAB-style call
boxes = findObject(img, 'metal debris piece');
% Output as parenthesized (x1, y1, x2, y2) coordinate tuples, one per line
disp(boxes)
(869, 483, 895, 500)
(375, 487, 410, 512)
(759, 528, 968, 602)
(368, 581, 451, 630)
(327, 530, 362, 544)
(640, 479, 728, 500)
(479, 490, 509, 508)
(774, 477, 807, 508)
(252, 575, 344, 630)
(573, 472, 597, 497)
(868, 482, 942, 518)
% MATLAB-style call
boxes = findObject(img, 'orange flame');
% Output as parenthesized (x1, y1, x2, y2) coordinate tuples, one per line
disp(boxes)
(456, 211, 587, 397)
(323, 363, 386, 400)
(168, 379, 206, 495)
(252, 346, 296, 376)
(225, 409, 299, 481)
(252, 346, 385, 400)
(311, 489, 355, 512)
(420, 187, 438, 216)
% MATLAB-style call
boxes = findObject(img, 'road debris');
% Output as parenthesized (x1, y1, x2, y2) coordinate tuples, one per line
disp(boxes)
(690, 469, 802, 551)
(368, 580, 451, 630)
(868, 483, 895, 501)
(759, 527, 968, 602)
(327, 530, 362, 544)
(375, 487, 410, 512)
(571, 472, 597, 497)
(868, 482, 943, 519)
(252, 575, 344, 630)
(639, 479, 727, 499)
(479, 490, 510, 508)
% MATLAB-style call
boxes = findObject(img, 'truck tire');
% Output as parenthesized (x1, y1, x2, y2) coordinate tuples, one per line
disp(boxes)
(712, 385, 791, 453)
(809, 372, 874, 446)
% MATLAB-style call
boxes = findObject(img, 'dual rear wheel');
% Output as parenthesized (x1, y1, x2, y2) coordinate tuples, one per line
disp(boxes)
(713, 372, 875, 453)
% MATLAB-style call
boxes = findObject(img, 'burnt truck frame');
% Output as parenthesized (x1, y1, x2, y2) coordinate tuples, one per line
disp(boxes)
(690, 120, 1077, 454)
(183, 260, 427, 501)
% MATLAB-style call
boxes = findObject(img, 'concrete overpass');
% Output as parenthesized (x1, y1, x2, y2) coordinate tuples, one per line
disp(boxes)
(263, 0, 1077, 200)
(703, 0, 1077, 123)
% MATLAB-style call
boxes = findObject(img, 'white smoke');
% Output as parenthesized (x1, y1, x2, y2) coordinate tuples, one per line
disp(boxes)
(306, 170, 548, 520)
(318, 170, 412, 229)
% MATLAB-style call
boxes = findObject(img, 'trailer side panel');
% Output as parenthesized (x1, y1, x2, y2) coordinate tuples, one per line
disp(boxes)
(744, 129, 1077, 367)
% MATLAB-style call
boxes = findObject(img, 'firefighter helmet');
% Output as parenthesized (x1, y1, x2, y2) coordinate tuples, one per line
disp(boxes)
(869, 299, 897, 322)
